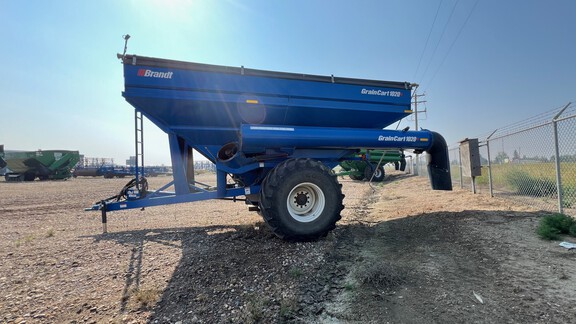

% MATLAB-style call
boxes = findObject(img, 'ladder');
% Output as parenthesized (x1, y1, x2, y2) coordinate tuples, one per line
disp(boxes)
(134, 110, 144, 187)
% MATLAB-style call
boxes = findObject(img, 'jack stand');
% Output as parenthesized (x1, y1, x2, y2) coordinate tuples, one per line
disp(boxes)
(101, 204, 108, 234)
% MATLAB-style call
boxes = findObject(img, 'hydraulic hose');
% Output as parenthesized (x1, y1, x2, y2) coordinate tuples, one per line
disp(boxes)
(99, 177, 149, 203)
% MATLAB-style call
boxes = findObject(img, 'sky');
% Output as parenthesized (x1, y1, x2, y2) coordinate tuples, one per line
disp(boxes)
(1, 0, 575, 166)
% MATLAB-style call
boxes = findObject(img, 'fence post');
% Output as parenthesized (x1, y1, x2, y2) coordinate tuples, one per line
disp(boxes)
(458, 147, 463, 189)
(485, 129, 498, 198)
(553, 102, 571, 214)
(486, 141, 493, 197)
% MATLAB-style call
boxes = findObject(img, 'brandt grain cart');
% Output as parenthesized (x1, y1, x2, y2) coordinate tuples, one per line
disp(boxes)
(3, 149, 80, 181)
(87, 53, 452, 241)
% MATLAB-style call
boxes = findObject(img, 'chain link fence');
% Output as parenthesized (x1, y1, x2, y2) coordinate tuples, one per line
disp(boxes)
(445, 103, 576, 216)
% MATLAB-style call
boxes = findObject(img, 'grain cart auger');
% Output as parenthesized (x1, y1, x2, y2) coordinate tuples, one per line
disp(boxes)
(86, 54, 452, 241)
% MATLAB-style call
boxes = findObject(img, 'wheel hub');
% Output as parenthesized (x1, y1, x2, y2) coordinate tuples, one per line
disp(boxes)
(286, 182, 326, 223)
(294, 192, 309, 207)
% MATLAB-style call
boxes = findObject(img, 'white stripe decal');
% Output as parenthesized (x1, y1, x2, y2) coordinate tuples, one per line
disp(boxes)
(250, 126, 295, 131)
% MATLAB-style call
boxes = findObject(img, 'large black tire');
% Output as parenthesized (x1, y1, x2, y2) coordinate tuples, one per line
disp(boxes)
(349, 173, 364, 181)
(364, 163, 385, 182)
(374, 165, 385, 182)
(260, 158, 344, 241)
(23, 173, 36, 181)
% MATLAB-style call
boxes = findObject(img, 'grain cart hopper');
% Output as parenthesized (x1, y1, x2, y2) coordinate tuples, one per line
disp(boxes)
(337, 149, 406, 182)
(3, 149, 80, 181)
(86, 54, 452, 241)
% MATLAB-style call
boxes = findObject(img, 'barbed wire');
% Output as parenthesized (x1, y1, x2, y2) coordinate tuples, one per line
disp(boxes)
(449, 102, 575, 148)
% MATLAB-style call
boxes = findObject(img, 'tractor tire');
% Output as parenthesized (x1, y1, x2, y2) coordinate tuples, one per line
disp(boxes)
(349, 173, 364, 181)
(23, 173, 36, 181)
(374, 165, 385, 182)
(260, 158, 344, 241)
(364, 163, 385, 182)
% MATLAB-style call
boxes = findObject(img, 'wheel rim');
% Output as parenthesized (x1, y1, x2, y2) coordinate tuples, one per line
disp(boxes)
(286, 182, 325, 223)
(374, 167, 382, 178)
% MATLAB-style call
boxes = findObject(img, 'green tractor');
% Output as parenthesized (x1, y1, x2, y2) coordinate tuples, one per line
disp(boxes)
(337, 149, 406, 182)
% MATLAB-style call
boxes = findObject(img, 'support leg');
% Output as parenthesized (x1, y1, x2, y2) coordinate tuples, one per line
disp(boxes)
(101, 206, 108, 234)
(217, 169, 227, 198)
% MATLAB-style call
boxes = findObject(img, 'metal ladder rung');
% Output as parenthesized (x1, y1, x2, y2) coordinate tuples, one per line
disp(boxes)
(135, 110, 144, 183)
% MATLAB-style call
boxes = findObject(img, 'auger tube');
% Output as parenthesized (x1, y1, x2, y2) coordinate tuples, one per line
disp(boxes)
(425, 131, 452, 190)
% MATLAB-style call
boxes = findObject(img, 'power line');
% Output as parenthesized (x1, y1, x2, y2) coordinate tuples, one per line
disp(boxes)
(424, 0, 480, 91)
(412, 0, 444, 81)
(418, 0, 460, 85)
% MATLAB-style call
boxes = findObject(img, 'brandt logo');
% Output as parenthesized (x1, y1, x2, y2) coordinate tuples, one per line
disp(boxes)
(137, 69, 173, 79)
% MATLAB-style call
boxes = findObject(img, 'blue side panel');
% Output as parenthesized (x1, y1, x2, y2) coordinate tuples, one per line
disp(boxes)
(123, 64, 411, 107)
(121, 60, 413, 150)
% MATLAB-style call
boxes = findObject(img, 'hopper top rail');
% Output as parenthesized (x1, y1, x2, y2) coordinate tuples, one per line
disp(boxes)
(120, 54, 412, 90)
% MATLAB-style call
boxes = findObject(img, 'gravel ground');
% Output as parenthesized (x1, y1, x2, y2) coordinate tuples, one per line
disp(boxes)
(0, 170, 575, 323)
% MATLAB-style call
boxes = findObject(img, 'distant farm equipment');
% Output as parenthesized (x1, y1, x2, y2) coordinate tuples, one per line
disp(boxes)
(73, 157, 171, 178)
(2, 148, 79, 181)
(0, 145, 7, 172)
(73, 165, 133, 178)
(337, 149, 407, 182)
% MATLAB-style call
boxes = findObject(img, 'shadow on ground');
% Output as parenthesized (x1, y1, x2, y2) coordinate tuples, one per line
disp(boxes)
(90, 209, 576, 323)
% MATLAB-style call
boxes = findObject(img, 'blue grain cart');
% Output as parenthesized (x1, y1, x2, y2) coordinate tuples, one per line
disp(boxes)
(87, 54, 451, 241)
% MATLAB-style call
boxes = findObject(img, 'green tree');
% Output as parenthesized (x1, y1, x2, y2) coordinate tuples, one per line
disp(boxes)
(494, 151, 509, 164)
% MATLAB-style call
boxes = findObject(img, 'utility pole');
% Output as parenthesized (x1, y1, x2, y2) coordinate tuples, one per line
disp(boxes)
(412, 86, 427, 131)
(411, 84, 426, 175)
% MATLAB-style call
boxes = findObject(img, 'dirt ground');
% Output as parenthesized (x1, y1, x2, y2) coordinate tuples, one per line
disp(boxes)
(1, 170, 575, 323)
